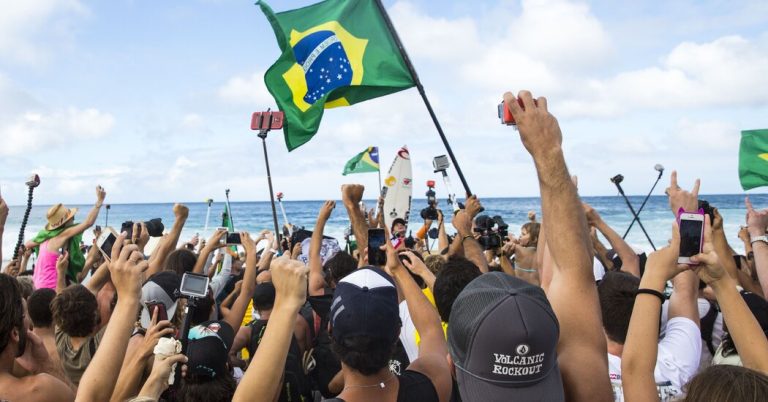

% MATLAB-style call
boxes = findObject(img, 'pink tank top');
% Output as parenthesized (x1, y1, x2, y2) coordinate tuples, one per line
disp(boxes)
(33, 240, 61, 290)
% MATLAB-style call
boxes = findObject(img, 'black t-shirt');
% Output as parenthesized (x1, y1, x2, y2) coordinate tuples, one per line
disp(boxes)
(326, 370, 439, 402)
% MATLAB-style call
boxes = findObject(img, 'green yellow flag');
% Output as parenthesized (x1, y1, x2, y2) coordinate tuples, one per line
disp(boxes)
(342, 146, 380, 175)
(259, 0, 415, 151)
(739, 129, 768, 190)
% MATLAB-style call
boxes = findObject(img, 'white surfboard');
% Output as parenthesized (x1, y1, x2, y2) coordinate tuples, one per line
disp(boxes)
(381, 146, 413, 230)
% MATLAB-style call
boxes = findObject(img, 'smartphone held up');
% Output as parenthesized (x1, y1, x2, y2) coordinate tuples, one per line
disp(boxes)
(678, 211, 705, 265)
(368, 228, 386, 266)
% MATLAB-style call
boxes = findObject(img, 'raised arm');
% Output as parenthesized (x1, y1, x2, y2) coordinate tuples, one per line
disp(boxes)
(221, 232, 258, 332)
(191, 229, 226, 274)
(437, 210, 449, 252)
(54, 186, 106, 248)
(341, 185, 368, 265)
(450, 197, 488, 273)
(584, 203, 639, 277)
(0, 196, 7, 264)
(55, 252, 69, 294)
(711, 208, 763, 296)
(744, 197, 768, 298)
(76, 236, 146, 402)
(622, 225, 687, 402)
(693, 216, 768, 374)
(147, 204, 189, 277)
(84, 262, 111, 295)
(310, 201, 335, 296)
(504, 90, 612, 401)
(232, 256, 308, 402)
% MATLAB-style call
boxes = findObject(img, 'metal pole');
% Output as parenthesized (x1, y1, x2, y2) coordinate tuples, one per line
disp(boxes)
(224, 189, 235, 231)
(623, 170, 664, 239)
(614, 182, 656, 250)
(105, 204, 110, 228)
(372, 0, 472, 197)
(204, 199, 213, 233)
(259, 131, 281, 246)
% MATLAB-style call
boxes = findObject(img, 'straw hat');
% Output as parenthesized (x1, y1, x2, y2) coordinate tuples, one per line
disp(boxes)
(46, 204, 78, 230)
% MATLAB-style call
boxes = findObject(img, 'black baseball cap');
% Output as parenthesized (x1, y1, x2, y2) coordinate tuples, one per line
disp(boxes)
(186, 320, 235, 379)
(448, 272, 564, 401)
(330, 266, 401, 344)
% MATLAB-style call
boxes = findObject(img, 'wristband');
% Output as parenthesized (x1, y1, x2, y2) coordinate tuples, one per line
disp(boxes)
(751, 235, 768, 246)
(636, 288, 665, 303)
(461, 234, 474, 243)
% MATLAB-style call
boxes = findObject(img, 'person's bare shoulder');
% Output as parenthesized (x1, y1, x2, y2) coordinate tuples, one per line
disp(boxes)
(1, 373, 74, 402)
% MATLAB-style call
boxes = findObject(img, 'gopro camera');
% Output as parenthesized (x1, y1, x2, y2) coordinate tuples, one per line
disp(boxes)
(433, 155, 450, 172)
(180, 272, 210, 299)
(498, 98, 537, 125)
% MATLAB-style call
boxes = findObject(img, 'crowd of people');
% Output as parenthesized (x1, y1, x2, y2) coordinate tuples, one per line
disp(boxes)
(1, 90, 768, 402)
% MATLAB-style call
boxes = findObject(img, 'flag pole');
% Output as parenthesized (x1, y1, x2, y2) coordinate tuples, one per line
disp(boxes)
(373, 0, 473, 197)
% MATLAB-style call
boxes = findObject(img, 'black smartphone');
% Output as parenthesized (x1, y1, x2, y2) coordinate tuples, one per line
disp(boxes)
(368, 228, 386, 266)
(226, 232, 242, 244)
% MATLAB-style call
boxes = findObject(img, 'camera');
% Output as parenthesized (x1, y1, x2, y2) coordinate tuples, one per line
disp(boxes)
(610, 174, 624, 185)
(698, 199, 715, 223)
(498, 98, 537, 126)
(180, 272, 210, 299)
(473, 215, 509, 250)
(420, 180, 439, 221)
(433, 155, 450, 172)
(121, 218, 164, 238)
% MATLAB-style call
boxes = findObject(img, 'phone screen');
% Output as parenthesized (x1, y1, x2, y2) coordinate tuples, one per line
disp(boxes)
(368, 228, 386, 266)
(679, 218, 703, 257)
(97, 231, 117, 260)
(226, 232, 242, 244)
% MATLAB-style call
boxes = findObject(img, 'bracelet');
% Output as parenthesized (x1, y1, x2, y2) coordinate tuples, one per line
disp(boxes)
(751, 235, 768, 246)
(636, 288, 665, 303)
(461, 234, 474, 243)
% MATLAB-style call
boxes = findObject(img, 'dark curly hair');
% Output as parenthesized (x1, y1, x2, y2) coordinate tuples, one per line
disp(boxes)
(597, 271, 640, 344)
(324, 251, 357, 287)
(332, 335, 396, 376)
(178, 373, 237, 402)
(434, 256, 481, 323)
(28, 288, 56, 328)
(165, 249, 198, 277)
(51, 285, 99, 337)
(0, 274, 24, 354)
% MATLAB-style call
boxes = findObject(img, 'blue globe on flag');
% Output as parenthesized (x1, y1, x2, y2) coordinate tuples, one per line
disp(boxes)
(292, 30, 354, 105)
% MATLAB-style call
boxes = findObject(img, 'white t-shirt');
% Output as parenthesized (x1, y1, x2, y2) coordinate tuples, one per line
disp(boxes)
(608, 317, 701, 401)
(696, 298, 724, 370)
(399, 300, 419, 363)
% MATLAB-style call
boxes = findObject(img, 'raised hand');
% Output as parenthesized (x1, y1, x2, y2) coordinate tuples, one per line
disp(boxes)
(270, 256, 309, 310)
(691, 216, 728, 285)
(56, 251, 69, 277)
(503, 90, 561, 158)
(3, 259, 20, 276)
(110, 233, 148, 299)
(465, 195, 483, 219)
(132, 222, 150, 250)
(318, 200, 335, 222)
(644, 223, 689, 282)
(745, 196, 768, 238)
(341, 184, 364, 207)
(205, 229, 227, 251)
(173, 203, 189, 220)
(14, 330, 52, 374)
(140, 307, 176, 358)
(95, 185, 107, 205)
(582, 203, 602, 227)
(665, 171, 699, 216)
(240, 232, 256, 256)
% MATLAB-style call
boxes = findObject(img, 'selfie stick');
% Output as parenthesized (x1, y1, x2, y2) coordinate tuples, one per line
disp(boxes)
(434, 164, 459, 212)
(204, 198, 213, 233)
(174, 295, 198, 388)
(105, 204, 110, 227)
(252, 110, 283, 246)
(611, 176, 656, 250)
(373, 0, 472, 198)
(224, 189, 235, 231)
(623, 164, 664, 240)
(276, 193, 292, 237)
(13, 174, 40, 261)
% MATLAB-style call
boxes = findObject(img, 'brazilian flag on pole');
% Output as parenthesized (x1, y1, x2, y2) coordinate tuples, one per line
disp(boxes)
(259, 0, 416, 151)
(739, 129, 768, 190)
(342, 146, 379, 175)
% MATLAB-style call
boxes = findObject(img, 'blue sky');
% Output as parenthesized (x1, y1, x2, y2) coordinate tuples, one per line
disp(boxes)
(1, 0, 767, 206)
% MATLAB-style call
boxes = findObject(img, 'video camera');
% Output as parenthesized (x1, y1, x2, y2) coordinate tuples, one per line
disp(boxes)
(121, 218, 164, 239)
(420, 180, 439, 221)
(473, 214, 509, 250)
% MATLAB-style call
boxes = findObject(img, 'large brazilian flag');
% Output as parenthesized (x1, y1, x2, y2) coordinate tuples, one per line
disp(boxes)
(259, 0, 416, 151)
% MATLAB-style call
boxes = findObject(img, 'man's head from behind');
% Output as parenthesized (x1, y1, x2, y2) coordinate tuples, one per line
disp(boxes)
(0, 274, 26, 358)
(597, 271, 640, 344)
(28, 288, 56, 329)
(330, 266, 401, 375)
(51, 285, 99, 337)
(434, 256, 481, 323)
(447, 272, 564, 401)
(324, 251, 357, 288)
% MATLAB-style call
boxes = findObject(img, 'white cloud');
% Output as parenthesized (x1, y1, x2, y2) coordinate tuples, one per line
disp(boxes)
(0, 107, 115, 156)
(0, 0, 88, 64)
(217, 72, 275, 106)
(676, 118, 738, 151)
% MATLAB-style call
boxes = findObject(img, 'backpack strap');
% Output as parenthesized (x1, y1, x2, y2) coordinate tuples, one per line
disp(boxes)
(700, 300, 719, 355)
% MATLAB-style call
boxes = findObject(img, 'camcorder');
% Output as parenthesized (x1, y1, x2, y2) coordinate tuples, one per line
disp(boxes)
(121, 218, 164, 239)
(698, 199, 716, 223)
(473, 214, 509, 250)
(180, 272, 210, 299)
(420, 180, 439, 221)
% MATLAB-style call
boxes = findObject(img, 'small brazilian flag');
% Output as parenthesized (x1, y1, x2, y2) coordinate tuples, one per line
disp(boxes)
(259, 0, 416, 151)
(343, 146, 379, 175)
(739, 129, 768, 190)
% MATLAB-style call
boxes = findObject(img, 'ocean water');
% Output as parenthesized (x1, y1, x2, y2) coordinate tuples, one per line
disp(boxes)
(2, 194, 766, 266)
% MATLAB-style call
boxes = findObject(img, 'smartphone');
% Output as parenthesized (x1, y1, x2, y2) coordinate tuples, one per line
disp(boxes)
(96, 227, 118, 261)
(251, 111, 285, 131)
(145, 300, 168, 322)
(226, 232, 242, 245)
(217, 227, 228, 245)
(498, 98, 537, 125)
(368, 228, 386, 266)
(678, 212, 705, 264)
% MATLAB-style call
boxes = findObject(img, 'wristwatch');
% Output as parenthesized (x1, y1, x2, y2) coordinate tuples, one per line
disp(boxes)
(751, 235, 768, 245)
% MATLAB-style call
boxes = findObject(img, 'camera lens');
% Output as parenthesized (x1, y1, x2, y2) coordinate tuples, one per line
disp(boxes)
(145, 218, 165, 237)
